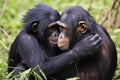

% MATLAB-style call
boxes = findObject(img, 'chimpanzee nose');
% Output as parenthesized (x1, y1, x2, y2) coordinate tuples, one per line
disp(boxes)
(59, 32, 64, 39)
(60, 36, 62, 38)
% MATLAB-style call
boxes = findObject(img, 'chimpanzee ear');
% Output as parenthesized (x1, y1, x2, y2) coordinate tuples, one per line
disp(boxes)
(31, 21, 39, 32)
(77, 21, 88, 33)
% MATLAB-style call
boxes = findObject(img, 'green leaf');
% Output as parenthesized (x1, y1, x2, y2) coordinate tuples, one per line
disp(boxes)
(67, 77, 80, 80)
(19, 68, 31, 80)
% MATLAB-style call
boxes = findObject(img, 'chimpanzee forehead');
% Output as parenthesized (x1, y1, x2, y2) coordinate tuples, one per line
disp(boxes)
(61, 13, 77, 21)
(60, 14, 78, 29)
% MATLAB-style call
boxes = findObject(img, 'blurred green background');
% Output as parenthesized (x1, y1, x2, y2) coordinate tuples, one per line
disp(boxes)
(0, 0, 120, 79)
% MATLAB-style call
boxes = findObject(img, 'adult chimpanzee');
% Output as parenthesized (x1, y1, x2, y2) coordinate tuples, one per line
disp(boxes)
(51, 6, 117, 80)
(8, 4, 102, 79)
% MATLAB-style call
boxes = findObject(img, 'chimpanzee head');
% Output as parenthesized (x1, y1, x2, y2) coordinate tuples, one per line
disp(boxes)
(56, 6, 97, 50)
(23, 4, 60, 46)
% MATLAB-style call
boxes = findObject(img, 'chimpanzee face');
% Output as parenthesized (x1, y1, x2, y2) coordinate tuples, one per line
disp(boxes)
(29, 21, 60, 47)
(48, 21, 71, 50)
(57, 22, 70, 50)
(30, 20, 88, 49)
(47, 23, 60, 47)
(57, 21, 88, 50)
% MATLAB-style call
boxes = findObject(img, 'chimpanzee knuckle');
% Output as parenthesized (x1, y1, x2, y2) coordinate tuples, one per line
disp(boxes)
(96, 37, 102, 45)
(91, 42, 97, 46)
(90, 34, 99, 41)
(97, 39, 102, 44)
(99, 37, 102, 41)
(93, 34, 99, 38)
(95, 34, 99, 37)
(90, 37, 95, 41)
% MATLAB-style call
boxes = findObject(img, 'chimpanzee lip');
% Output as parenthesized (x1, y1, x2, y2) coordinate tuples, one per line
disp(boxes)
(50, 41, 57, 45)
(58, 40, 66, 46)
(58, 42, 66, 48)
(49, 38, 58, 45)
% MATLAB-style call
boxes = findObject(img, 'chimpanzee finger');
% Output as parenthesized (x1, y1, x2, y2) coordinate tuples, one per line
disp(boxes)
(92, 37, 102, 48)
(90, 34, 99, 41)
(96, 37, 102, 48)
(96, 43, 102, 49)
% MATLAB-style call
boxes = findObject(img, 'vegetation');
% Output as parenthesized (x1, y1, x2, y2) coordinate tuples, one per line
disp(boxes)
(0, 0, 119, 79)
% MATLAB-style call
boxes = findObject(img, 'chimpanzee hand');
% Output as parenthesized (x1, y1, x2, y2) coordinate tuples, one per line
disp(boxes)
(71, 34, 102, 60)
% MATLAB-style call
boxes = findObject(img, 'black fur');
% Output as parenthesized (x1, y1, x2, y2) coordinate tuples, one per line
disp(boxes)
(8, 4, 104, 80)
(52, 6, 117, 80)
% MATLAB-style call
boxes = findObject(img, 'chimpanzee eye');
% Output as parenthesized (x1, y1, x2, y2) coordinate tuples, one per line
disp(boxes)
(53, 31, 59, 37)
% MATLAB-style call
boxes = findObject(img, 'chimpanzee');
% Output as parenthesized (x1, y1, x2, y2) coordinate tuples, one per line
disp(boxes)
(51, 6, 117, 80)
(8, 4, 102, 79)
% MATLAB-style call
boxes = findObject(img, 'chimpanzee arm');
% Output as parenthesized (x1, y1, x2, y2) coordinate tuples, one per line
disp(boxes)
(18, 33, 101, 76)
(18, 33, 75, 76)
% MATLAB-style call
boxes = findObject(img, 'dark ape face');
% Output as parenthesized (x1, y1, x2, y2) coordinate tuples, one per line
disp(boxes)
(56, 21, 89, 50)
(30, 21, 60, 47)
(29, 21, 61, 47)
(47, 23, 60, 47)
(55, 6, 94, 50)
(24, 4, 60, 47)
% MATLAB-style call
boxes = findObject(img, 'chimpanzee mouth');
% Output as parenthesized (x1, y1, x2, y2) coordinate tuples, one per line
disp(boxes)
(49, 39, 58, 46)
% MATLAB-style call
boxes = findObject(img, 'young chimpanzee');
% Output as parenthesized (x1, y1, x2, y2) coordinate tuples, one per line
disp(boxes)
(53, 6, 117, 80)
(8, 4, 102, 79)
